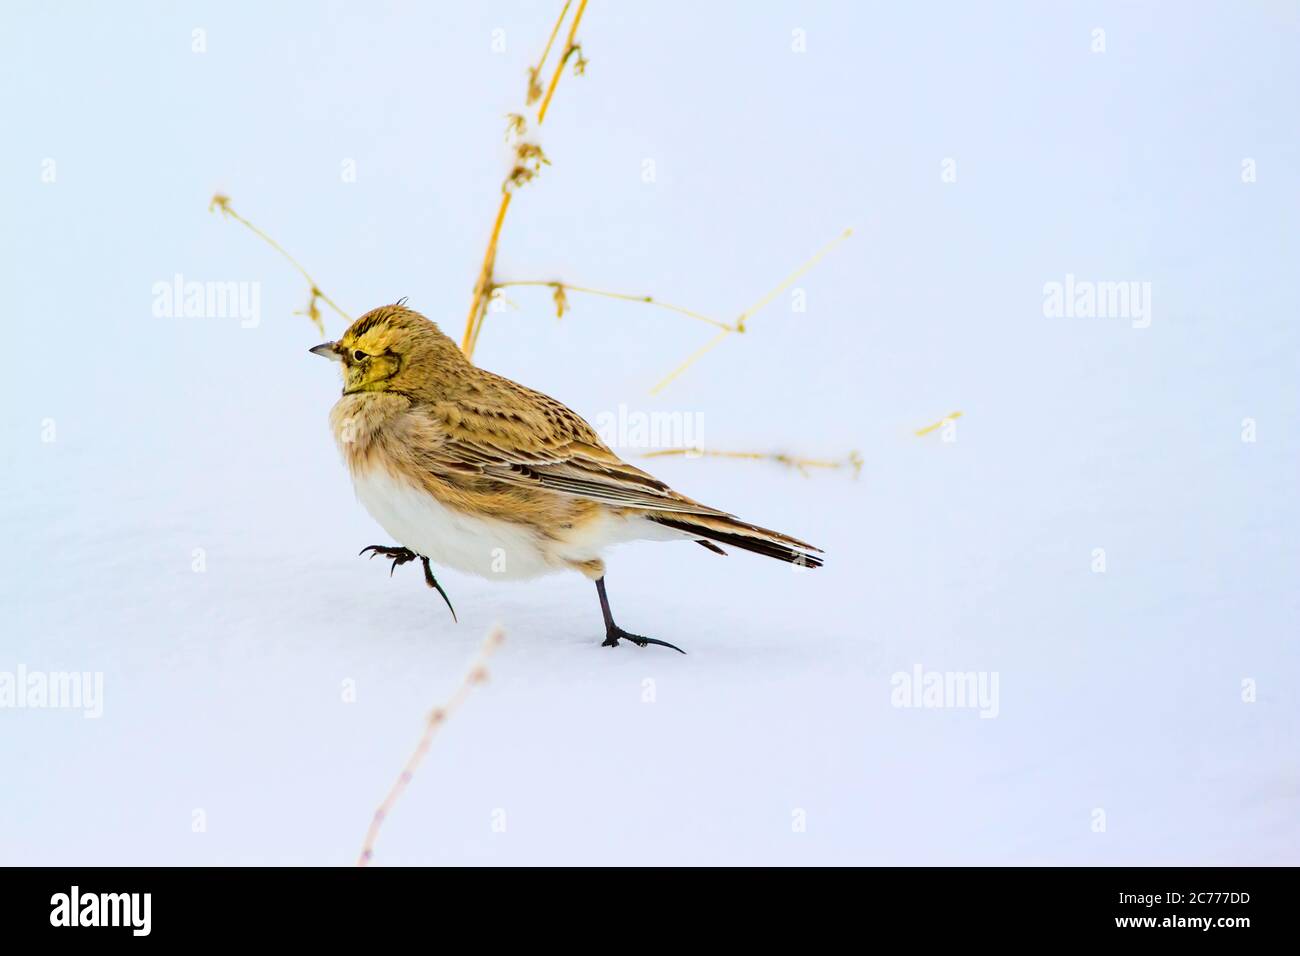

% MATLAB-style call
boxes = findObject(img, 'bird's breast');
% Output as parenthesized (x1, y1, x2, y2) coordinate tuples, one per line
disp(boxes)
(350, 465, 557, 581)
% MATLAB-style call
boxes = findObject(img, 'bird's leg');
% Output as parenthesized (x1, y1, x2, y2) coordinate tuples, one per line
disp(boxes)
(595, 576, 686, 654)
(420, 556, 457, 623)
(359, 546, 457, 623)
(359, 544, 418, 576)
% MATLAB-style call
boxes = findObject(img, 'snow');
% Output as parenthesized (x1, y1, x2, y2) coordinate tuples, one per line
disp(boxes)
(1, 1, 1296, 865)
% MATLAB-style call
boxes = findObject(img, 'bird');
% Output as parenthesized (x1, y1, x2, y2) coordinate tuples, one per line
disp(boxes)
(311, 303, 823, 653)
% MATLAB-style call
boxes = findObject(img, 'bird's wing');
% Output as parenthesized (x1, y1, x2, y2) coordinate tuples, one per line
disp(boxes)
(414, 371, 730, 517)
(444, 436, 728, 515)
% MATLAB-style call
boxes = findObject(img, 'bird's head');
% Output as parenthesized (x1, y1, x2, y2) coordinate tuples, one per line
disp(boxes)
(310, 302, 464, 396)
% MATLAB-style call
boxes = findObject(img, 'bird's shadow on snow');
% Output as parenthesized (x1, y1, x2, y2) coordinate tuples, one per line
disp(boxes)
(277, 548, 821, 680)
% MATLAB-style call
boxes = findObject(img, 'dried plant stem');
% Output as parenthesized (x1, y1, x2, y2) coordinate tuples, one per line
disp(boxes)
(208, 193, 351, 334)
(494, 280, 733, 331)
(537, 0, 589, 124)
(459, 0, 848, 381)
(650, 329, 734, 394)
(649, 228, 853, 395)
(357, 627, 506, 867)
(493, 225, 852, 380)
(915, 410, 963, 437)
(643, 447, 864, 479)
(462, 191, 514, 356)
(461, 0, 590, 356)
(530, 0, 572, 102)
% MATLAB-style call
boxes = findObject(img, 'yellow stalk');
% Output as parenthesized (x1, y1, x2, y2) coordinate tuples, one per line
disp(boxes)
(537, 0, 589, 124)
(915, 411, 962, 437)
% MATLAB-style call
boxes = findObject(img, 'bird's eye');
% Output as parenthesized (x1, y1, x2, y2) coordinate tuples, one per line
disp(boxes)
(352, 349, 368, 362)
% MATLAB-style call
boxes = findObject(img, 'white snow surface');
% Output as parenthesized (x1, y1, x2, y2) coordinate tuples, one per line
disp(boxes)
(1, 2, 1297, 865)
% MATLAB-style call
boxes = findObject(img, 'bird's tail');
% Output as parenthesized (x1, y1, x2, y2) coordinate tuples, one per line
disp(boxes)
(651, 513, 824, 568)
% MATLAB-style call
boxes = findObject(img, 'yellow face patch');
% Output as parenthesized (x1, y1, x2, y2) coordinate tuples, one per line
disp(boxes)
(339, 321, 404, 394)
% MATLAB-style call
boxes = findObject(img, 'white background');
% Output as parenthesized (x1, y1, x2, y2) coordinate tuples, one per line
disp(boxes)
(1, 1, 1296, 864)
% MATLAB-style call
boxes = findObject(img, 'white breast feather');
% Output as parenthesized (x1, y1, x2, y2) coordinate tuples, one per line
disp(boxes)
(351, 468, 554, 580)
(350, 466, 694, 582)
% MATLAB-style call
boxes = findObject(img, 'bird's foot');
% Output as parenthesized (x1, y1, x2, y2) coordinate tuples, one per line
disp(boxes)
(602, 625, 686, 655)
(359, 544, 418, 576)
(419, 556, 457, 624)
(360, 546, 457, 623)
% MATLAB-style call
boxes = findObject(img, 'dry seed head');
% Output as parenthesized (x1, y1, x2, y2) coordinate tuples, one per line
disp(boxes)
(294, 287, 326, 334)
(506, 142, 550, 191)
(517, 142, 549, 166)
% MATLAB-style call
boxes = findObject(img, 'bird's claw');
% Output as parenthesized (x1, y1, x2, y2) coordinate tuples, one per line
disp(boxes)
(420, 556, 458, 624)
(359, 546, 456, 623)
(602, 626, 686, 655)
(359, 544, 417, 570)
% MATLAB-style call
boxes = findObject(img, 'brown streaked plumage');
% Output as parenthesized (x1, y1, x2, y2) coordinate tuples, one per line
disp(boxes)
(312, 304, 823, 652)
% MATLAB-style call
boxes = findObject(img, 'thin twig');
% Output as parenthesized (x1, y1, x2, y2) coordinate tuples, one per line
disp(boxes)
(643, 447, 863, 479)
(494, 226, 853, 377)
(649, 329, 734, 395)
(494, 280, 733, 330)
(537, 0, 589, 124)
(915, 411, 962, 437)
(461, 0, 590, 356)
(528, 0, 572, 104)
(649, 228, 853, 395)
(357, 627, 506, 867)
(208, 193, 351, 334)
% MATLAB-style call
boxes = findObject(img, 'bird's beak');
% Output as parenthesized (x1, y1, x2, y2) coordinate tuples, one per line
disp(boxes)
(310, 341, 341, 361)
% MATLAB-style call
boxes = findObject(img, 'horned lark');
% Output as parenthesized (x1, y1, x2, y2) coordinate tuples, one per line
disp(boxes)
(311, 304, 823, 653)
